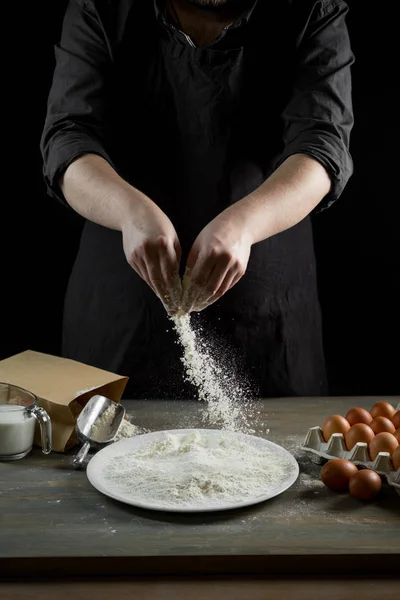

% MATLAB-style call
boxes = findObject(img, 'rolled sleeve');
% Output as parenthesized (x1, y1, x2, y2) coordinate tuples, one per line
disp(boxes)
(40, 0, 115, 206)
(279, 0, 354, 212)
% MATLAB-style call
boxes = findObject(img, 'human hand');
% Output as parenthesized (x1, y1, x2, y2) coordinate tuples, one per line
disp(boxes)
(122, 195, 182, 314)
(181, 212, 253, 313)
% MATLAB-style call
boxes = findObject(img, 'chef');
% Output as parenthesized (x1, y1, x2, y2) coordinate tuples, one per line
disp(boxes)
(41, 0, 354, 399)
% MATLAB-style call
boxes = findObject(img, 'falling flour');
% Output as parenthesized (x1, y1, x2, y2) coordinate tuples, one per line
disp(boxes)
(102, 430, 296, 508)
(171, 313, 254, 432)
(90, 404, 138, 442)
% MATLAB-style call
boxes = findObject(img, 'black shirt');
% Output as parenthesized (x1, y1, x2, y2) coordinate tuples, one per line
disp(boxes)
(41, 0, 354, 398)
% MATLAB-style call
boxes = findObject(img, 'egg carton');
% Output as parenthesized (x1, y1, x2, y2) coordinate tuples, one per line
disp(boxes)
(302, 402, 400, 496)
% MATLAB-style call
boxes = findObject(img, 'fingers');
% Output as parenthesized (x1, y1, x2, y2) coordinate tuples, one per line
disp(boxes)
(185, 245, 199, 272)
(193, 267, 241, 312)
(144, 243, 168, 303)
(159, 242, 182, 315)
(126, 235, 182, 314)
(181, 246, 233, 312)
(228, 270, 243, 292)
(201, 257, 231, 299)
(180, 260, 215, 313)
(134, 257, 152, 288)
(179, 250, 205, 312)
(192, 258, 246, 312)
(187, 254, 247, 313)
(147, 238, 182, 314)
(211, 268, 238, 300)
(174, 237, 182, 264)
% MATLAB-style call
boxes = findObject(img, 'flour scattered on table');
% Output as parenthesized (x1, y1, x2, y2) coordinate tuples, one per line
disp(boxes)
(101, 430, 297, 509)
(90, 404, 137, 442)
(115, 417, 138, 441)
(171, 313, 255, 432)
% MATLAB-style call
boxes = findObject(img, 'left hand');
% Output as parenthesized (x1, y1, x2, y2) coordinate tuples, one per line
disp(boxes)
(181, 212, 253, 313)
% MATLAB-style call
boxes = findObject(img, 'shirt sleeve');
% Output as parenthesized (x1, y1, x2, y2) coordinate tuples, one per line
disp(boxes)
(279, 0, 354, 212)
(40, 0, 115, 205)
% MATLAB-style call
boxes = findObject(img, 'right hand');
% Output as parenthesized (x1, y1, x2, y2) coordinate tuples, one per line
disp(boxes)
(122, 196, 182, 314)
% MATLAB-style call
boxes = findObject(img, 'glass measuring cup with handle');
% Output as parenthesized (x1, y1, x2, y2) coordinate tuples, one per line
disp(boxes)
(0, 382, 52, 460)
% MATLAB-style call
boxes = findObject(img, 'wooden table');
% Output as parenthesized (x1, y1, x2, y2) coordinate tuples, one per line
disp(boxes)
(1, 396, 399, 596)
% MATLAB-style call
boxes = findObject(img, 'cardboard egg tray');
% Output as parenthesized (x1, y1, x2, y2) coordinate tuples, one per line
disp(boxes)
(302, 403, 400, 496)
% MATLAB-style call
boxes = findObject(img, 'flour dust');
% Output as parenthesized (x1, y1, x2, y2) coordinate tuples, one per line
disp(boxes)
(171, 312, 256, 432)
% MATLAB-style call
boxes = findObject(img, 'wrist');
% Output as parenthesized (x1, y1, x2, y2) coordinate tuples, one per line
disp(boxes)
(221, 199, 266, 246)
(117, 186, 153, 231)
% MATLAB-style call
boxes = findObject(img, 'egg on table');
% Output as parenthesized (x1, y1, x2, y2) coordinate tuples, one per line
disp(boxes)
(369, 416, 396, 435)
(345, 423, 375, 450)
(320, 459, 358, 492)
(345, 407, 372, 426)
(322, 415, 350, 442)
(349, 469, 382, 501)
(392, 411, 400, 430)
(370, 401, 396, 420)
(369, 431, 399, 461)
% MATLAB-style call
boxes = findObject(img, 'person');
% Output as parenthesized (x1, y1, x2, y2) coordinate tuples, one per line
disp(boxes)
(41, 0, 354, 399)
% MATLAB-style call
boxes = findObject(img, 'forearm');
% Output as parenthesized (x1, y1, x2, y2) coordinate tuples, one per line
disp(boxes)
(229, 154, 332, 244)
(60, 154, 148, 230)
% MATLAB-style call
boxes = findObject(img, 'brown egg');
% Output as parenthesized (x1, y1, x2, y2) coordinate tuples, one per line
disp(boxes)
(349, 469, 382, 501)
(345, 423, 375, 451)
(394, 429, 400, 443)
(392, 445, 400, 471)
(322, 415, 350, 442)
(369, 416, 396, 435)
(369, 432, 399, 461)
(392, 411, 400, 430)
(345, 407, 372, 426)
(320, 459, 358, 492)
(370, 401, 396, 419)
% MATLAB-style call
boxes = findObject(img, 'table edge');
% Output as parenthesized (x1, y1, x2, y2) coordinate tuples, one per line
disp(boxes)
(0, 554, 398, 580)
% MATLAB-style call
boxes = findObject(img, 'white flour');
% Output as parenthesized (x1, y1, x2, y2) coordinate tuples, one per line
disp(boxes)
(171, 313, 254, 432)
(90, 404, 137, 442)
(101, 430, 296, 508)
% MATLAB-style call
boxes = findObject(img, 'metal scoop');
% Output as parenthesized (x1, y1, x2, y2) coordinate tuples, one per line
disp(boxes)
(72, 395, 125, 469)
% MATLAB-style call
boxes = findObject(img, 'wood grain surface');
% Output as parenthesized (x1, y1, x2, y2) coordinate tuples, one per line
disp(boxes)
(0, 396, 399, 580)
(1, 578, 400, 600)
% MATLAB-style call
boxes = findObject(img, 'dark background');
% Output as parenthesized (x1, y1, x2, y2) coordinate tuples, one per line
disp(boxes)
(2, 1, 398, 395)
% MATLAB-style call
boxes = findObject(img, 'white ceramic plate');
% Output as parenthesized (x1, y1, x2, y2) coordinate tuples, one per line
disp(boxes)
(86, 429, 299, 513)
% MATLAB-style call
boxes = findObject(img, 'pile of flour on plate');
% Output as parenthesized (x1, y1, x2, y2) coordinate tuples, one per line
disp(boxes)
(171, 312, 255, 432)
(102, 430, 295, 508)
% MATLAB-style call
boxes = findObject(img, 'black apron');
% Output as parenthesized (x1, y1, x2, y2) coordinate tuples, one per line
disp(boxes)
(62, 2, 328, 398)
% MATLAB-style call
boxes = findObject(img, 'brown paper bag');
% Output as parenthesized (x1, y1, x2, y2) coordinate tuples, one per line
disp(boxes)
(0, 350, 128, 452)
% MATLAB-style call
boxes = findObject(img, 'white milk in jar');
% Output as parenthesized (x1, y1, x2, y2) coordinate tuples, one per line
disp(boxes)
(0, 405, 36, 457)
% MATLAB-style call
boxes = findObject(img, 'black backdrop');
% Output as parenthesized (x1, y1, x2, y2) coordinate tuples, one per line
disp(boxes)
(2, 1, 398, 395)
